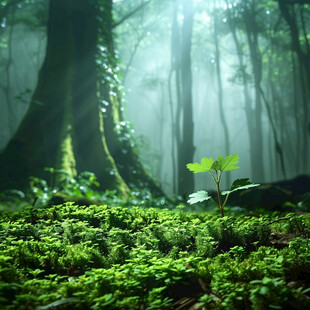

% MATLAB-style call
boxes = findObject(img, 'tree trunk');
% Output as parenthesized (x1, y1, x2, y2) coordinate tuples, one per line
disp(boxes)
(1, 3, 15, 135)
(213, 2, 230, 188)
(171, 0, 182, 194)
(0, 0, 163, 197)
(243, 4, 265, 182)
(169, 0, 183, 194)
(178, 0, 195, 195)
(168, 67, 177, 193)
(291, 51, 301, 173)
(226, 4, 259, 183)
(98, 0, 165, 196)
(278, 1, 309, 169)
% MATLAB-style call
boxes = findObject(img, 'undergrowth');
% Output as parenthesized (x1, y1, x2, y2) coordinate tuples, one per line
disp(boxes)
(0, 202, 309, 309)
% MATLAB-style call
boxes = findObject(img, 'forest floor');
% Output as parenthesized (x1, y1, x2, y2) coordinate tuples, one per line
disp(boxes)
(0, 199, 310, 309)
(1, 172, 310, 309)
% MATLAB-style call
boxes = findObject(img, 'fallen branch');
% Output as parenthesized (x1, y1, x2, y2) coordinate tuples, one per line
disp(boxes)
(265, 215, 295, 226)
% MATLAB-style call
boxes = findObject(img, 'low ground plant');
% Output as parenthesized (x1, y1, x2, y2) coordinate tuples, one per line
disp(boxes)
(0, 201, 309, 309)
(187, 154, 259, 217)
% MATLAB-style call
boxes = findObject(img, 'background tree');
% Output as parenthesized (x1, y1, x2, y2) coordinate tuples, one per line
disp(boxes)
(212, 1, 231, 186)
(168, 0, 194, 195)
(278, 0, 310, 170)
(0, 0, 47, 149)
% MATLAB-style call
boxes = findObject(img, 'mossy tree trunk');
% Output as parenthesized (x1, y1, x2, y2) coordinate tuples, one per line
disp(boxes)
(97, 0, 165, 196)
(0, 0, 161, 196)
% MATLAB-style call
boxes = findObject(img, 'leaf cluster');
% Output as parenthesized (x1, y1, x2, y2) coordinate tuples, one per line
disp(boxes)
(187, 154, 259, 216)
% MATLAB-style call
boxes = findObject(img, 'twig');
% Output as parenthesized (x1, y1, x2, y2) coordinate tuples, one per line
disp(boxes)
(265, 215, 295, 226)
(113, 0, 152, 29)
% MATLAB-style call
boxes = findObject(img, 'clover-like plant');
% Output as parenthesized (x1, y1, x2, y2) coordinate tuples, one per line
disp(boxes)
(187, 154, 259, 217)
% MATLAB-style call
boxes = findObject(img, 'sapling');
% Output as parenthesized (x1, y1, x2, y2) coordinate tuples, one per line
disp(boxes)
(186, 154, 259, 217)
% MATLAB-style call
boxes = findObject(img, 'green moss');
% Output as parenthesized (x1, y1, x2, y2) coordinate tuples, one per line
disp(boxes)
(1, 205, 310, 309)
(58, 125, 76, 179)
(99, 112, 130, 197)
(110, 95, 120, 123)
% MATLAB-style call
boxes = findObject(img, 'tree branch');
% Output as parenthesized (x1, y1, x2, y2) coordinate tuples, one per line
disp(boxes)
(265, 215, 295, 226)
(0, 0, 23, 21)
(113, 0, 152, 29)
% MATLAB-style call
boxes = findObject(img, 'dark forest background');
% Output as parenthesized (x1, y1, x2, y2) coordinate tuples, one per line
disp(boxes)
(0, 0, 309, 196)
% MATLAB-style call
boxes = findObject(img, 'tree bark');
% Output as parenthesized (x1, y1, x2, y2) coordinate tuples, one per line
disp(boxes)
(0, 0, 149, 197)
(98, 0, 165, 196)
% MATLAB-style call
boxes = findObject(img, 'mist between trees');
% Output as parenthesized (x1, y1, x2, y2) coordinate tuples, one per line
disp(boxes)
(0, 0, 309, 195)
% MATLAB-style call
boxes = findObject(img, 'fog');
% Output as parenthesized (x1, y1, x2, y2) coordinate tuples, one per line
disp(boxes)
(114, 0, 308, 193)
(0, 22, 46, 150)
(1, 0, 309, 195)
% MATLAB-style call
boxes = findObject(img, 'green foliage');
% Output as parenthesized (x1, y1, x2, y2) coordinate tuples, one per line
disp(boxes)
(196, 240, 310, 309)
(0, 202, 309, 309)
(0, 169, 170, 213)
(212, 154, 239, 172)
(186, 157, 215, 173)
(222, 178, 261, 196)
(30, 169, 101, 204)
(188, 190, 211, 204)
(187, 154, 239, 174)
(187, 154, 259, 217)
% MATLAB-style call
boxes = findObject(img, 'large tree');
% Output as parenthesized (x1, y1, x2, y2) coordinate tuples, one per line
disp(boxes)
(0, 0, 163, 196)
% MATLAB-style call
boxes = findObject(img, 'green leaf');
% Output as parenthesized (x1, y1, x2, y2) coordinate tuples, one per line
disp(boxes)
(186, 158, 215, 173)
(187, 191, 211, 204)
(221, 178, 260, 196)
(259, 286, 269, 295)
(39, 298, 78, 310)
(212, 154, 239, 172)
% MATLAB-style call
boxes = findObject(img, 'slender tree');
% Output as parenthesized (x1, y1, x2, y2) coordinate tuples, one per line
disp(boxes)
(225, 1, 262, 181)
(178, 0, 195, 195)
(170, 0, 182, 194)
(242, 1, 265, 182)
(213, 2, 230, 187)
(168, 0, 194, 195)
